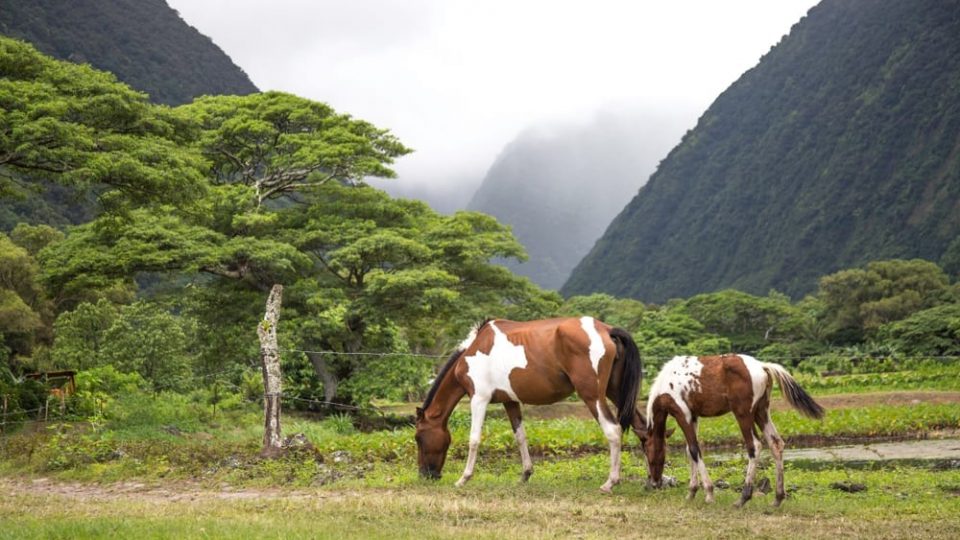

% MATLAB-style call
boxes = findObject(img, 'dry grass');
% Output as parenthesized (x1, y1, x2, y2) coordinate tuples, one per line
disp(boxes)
(3, 462, 960, 540)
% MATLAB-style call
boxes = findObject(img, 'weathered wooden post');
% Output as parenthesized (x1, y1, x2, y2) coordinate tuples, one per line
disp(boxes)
(258, 284, 284, 457)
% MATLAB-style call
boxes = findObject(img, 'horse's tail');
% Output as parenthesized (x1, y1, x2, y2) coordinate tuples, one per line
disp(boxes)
(609, 327, 642, 431)
(762, 362, 825, 420)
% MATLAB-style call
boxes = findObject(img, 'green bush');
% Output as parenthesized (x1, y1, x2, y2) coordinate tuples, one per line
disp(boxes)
(339, 354, 435, 405)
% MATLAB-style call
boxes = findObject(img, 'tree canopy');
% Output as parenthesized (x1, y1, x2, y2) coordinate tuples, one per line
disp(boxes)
(0, 36, 206, 212)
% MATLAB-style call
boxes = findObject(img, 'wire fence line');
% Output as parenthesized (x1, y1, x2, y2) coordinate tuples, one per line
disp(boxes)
(279, 348, 450, 358)
(279, 348, 960, 364)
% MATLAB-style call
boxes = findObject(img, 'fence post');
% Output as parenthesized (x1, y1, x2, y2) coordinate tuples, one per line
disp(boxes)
(258, 284, 284, 458)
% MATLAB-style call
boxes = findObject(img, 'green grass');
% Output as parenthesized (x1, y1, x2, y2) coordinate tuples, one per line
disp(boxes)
(2, 371, 959, 538)
(1, 396, 957, 484)
(791, 364, 960, 394)
(2, 455, 959, 539)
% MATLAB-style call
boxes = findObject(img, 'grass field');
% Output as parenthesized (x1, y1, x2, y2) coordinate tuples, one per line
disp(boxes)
(2, 367, 960, 538)
(3, 455, 959, 539)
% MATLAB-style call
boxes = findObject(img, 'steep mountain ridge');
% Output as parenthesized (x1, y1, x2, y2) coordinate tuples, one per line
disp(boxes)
(563, 0, 960, 302)
(0, 0, 257, 105)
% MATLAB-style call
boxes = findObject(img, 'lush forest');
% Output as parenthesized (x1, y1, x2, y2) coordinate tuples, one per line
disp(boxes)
(564, 0, 960, 302)
(2, 33, 960, 424)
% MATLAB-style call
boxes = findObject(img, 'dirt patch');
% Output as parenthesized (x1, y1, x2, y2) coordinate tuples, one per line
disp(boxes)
(4, 477, 340, 503)
(783, 438, 960, 462)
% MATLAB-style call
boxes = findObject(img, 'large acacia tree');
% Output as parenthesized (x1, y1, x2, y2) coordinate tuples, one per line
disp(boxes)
(39, 88, 558, 410)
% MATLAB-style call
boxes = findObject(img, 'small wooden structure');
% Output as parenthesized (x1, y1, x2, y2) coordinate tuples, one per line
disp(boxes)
(26, 370, 77, 399)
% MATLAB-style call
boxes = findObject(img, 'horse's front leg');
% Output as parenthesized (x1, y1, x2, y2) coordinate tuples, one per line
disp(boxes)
(503, 401, 533, 482)
(455, 394, 490, 487)
(677, 416, 714, 503)
(734, 414, 762, 508)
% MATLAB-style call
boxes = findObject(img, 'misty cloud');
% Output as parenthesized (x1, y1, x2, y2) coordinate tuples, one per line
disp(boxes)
(167, 0, 817, 209)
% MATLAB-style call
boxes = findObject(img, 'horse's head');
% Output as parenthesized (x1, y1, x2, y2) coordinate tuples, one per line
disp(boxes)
(634, 413, 673, 488)
(646, 426, 679, 488)
(415, 407, 451, 479)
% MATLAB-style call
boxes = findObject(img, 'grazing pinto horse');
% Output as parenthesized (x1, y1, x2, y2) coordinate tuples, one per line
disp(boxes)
(415, 317, 642, 492)
(644, 354, 824, 507)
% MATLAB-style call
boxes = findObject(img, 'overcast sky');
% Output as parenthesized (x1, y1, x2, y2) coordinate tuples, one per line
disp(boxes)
(166, 0, 818, 201)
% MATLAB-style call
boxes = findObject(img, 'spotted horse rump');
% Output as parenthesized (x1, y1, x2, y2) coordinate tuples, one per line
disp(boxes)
(415, 317, 644, 493)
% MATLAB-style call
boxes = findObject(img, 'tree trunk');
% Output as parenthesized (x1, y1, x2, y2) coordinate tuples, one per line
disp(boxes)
(258, 284, 284, 458)
(306, 351, 339, 404)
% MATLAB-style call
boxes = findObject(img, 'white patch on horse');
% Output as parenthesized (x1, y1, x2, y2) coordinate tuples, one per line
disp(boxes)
(580, 316, 606, 373)
(464, 322, 528, 401)
(738, 354, 768, 410)
(647, 355, 704, 424)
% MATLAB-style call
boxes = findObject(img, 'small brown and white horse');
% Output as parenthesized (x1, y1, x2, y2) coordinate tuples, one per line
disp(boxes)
(415, 317, 642, 492)
(643, 354, 824, 506)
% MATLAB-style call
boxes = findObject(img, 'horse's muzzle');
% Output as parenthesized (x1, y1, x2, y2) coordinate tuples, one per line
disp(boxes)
(420, 466, 441, 480)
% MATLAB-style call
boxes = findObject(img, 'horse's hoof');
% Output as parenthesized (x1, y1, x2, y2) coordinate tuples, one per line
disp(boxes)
(599, 484, 614, 494)
(455, 476, 470, 488)
(520, 470, 532, 483)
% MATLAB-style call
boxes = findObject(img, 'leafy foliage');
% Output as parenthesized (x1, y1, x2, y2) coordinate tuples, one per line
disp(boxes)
(879, 303, 960, 356)
(179, 92, 412, 207)
(0, 36, 207, 213)
(817, 259, 952, 342)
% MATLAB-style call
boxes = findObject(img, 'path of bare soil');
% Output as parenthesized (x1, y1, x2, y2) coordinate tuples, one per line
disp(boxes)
(3, 476, 331, 503)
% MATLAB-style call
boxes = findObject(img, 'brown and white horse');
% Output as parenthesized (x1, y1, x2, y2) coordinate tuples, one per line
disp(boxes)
(415, 317, 643, 492)
(643, 354, 824, 506)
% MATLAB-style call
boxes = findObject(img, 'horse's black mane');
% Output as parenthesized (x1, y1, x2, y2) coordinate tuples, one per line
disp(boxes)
(420, 348, 463, 414)
(420, 319, 493, 413)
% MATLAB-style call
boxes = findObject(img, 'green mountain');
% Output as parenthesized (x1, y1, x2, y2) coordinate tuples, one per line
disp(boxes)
(467, 110, 690, 289)
(0, 0, 257, 106)
(563, 0, 960, 303)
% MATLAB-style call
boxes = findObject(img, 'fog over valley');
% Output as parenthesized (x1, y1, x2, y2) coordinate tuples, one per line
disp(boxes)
(166, 0, 818, 213)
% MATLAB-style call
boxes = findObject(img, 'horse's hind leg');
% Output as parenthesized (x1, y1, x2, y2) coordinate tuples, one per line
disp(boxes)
(456, 394, 490, 487)
(756, 408, 787, 506)
(578, 393, 622, 493)
(503, 401, 533, 482)
(734, 412, 763, 508)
